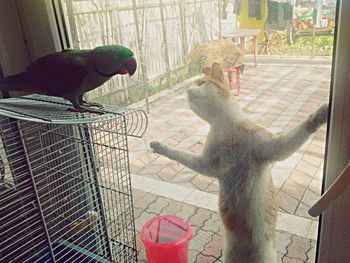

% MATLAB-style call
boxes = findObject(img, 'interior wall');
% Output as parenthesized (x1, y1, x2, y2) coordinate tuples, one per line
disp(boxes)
(15, 0, 61, 61)
(0, 1, 30, 76)
(0, 0, 60, 77)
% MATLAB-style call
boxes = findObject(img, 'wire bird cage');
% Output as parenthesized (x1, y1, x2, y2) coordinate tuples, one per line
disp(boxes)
(0, 95, 147, 263)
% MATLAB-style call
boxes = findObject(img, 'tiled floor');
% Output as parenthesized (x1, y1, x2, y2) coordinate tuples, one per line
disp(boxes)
(128, 61, 331, 262)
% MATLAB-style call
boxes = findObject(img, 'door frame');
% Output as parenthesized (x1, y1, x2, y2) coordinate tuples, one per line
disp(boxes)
(317, 0, 350, 262)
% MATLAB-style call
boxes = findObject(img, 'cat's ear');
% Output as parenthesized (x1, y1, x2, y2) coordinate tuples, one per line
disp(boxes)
(202, 66, 211, 76)
(210, 63, 224, 82)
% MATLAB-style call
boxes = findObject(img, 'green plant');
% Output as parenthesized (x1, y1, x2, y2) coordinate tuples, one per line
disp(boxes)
(253, 32, 334, 56)
(283, 34, 334, 56)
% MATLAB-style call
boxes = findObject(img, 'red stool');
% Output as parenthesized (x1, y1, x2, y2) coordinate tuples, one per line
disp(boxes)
(223, 67, 241, 96)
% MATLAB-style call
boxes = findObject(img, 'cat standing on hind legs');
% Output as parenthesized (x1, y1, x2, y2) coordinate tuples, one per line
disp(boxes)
(150, 63, 328, 263)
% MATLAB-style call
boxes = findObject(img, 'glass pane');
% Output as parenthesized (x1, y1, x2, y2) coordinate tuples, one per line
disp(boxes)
(59, 0, 334, 262)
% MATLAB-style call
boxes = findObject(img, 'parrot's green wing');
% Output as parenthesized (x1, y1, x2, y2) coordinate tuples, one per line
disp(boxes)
(0, 50, 88, 96)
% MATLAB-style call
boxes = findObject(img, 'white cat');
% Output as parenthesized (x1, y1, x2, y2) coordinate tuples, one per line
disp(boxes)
(150, 63, 328, 263)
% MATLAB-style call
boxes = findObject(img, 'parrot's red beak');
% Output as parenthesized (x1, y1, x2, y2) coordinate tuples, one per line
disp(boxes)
(117, 57, 137, 76)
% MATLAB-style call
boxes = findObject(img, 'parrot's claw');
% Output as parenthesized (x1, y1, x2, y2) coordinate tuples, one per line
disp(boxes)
(83, 101, 104, 108)
(68, 106, 105, 115)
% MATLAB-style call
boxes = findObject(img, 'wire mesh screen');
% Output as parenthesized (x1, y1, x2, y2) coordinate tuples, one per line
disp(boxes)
(0, 95, 147, 263)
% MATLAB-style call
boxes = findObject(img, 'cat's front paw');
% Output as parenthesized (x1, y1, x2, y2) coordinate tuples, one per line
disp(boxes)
(307, 103, 328, 132)
(150, 140, 168, 155)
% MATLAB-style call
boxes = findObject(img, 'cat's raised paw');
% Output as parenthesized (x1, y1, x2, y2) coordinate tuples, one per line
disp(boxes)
(307, 103, 328, 132)
(150, 141, 167, 155)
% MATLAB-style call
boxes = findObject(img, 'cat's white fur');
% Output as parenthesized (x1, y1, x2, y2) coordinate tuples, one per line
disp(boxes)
(150, 63, 328, 263)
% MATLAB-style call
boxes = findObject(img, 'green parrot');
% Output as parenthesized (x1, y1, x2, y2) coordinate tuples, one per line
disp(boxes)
(0, 45, 137, 113)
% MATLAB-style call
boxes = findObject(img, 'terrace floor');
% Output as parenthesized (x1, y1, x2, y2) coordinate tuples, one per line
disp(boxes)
(128, 59, 331, 263)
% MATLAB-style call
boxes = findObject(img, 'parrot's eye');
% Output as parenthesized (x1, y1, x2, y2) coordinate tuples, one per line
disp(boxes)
(114, 53, 120, 59)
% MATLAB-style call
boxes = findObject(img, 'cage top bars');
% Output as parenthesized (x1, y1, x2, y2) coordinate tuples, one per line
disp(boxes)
(0, 94, 148, 137)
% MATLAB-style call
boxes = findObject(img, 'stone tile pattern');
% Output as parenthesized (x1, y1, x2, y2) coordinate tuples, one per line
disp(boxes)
(128, 63, 330, 262)
(129, 63, 330, 220)
(133, 189, 317, 263)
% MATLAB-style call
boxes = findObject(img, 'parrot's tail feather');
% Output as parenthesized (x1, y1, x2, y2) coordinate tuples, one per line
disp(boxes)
(0, 83, 18, 91)
(0, 73, 37, 91)
(0, 82, 30, 91)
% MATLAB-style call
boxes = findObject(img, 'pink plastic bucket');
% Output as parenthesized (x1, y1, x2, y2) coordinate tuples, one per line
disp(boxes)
(140, 215, 193, 263)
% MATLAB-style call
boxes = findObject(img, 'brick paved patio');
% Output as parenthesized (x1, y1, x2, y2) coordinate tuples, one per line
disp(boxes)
(128, 60, 330, 262)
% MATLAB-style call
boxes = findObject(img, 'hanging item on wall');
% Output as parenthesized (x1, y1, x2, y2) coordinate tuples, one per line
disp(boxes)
(267, 0, 293, 30)
(248, 0, 262, 20)
(234, 0, 269, 40)
(233, 0, 295, 42)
